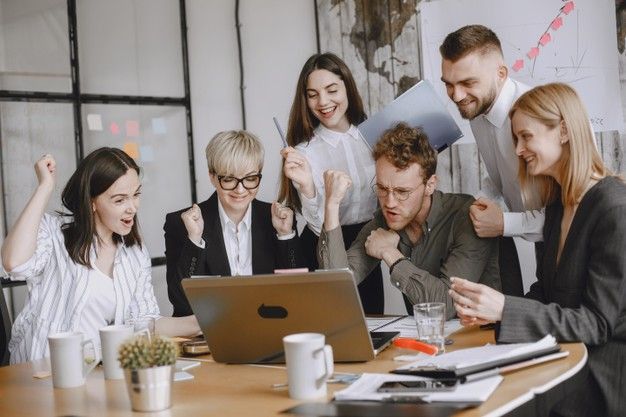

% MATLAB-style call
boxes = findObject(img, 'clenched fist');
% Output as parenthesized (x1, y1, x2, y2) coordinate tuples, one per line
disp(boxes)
(271, 202, 294, 237)
(181, 204, 204, 245)
(34, 154, 56, 191)
(323, 170, 352, 207)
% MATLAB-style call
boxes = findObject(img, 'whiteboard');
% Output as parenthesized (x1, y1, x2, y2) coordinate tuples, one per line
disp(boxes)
(419, 0, 623, 143)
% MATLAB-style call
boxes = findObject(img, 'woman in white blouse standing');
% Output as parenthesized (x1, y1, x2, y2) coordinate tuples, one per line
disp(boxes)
(278, 52, 383, 313)
(2, 148, 199, 364)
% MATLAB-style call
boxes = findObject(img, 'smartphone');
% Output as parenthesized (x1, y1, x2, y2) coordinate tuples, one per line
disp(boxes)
(377, 379, 458, 393)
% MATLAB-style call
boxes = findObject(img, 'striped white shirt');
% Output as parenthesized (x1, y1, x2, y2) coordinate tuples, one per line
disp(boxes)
(7, 213, 160, 364)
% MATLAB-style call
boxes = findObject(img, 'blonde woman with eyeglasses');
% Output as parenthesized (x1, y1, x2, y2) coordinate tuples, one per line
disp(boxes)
(164, 130, 304, 317)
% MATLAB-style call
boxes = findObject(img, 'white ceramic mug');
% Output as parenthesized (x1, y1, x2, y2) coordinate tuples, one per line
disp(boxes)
(48, 332, 98, 388)
(283, 333, 334, 400)
(99, 324, 134, 380)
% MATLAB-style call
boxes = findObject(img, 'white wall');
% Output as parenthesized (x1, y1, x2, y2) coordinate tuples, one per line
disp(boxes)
(154, 0, 317, 314)
(187, 0, 317, 203)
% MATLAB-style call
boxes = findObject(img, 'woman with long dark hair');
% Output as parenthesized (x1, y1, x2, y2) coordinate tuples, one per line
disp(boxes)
(278, 52, 383, 313)
(2, 148, 198, 364)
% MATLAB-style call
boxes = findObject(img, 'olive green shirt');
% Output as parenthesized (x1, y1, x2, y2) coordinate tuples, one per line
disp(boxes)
(318, 191, 500, 318)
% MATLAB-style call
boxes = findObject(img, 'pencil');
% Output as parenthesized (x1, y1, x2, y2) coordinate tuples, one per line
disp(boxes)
(273, 117, 288, 148)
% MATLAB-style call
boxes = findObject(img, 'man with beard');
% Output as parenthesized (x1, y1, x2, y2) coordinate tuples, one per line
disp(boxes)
(440, 25, 544, 296)
(317, 123, 500, 316)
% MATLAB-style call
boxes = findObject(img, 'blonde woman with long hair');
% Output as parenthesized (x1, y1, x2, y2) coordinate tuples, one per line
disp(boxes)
(448, 83, 626, 416)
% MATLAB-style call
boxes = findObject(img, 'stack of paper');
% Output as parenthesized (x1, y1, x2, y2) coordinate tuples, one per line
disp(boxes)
(334, 373, 502, 403)
(396, 335, 557, 373)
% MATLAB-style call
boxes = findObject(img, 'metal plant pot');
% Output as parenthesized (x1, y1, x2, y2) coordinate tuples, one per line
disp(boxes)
(123, 365, 173, 412)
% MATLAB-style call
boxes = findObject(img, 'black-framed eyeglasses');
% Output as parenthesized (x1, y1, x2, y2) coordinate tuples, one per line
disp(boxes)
(371, 183, 419, 202)
(217, 174, 262, 190)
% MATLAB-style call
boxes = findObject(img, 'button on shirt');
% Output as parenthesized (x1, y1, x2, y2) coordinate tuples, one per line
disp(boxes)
(218, 199, 252, 276)
(469, 77, 544, 242)
(295, 124, 378, 235)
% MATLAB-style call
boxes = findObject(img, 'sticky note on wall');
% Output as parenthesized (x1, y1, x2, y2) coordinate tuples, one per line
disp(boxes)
(123, 142, 140, 159)
(126, 120, 140, 137)
(152, 118, 167, 135)
(87, 114, 103, 131)
(140, 145, 155, 162)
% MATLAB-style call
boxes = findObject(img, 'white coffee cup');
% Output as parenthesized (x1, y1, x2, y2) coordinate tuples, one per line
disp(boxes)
(283, 333, 334, 400)
(48, 332, 98, 388)
(99, 324, 134, 380)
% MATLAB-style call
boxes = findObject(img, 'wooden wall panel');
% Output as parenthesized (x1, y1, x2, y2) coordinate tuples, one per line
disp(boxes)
(317, 0, 626, 197)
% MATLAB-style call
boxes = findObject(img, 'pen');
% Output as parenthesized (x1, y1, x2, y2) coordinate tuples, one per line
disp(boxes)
(273, 117, 288, 148)
(393, 338, 438, 355)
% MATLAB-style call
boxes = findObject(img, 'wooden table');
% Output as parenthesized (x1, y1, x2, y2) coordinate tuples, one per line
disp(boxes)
(0, 325, 586, 417)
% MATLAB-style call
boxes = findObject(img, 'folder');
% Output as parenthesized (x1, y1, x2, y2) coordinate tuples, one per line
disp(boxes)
(357, 80, 463, 152)
(392, 335, 561, 380)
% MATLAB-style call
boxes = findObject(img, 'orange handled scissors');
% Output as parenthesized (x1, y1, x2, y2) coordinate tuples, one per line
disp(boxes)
(393, 338, 438, 355)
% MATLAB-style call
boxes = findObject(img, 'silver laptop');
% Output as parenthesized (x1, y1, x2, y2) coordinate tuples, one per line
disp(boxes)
(358, 80, 463, 152)
(181, 270, 398, 363)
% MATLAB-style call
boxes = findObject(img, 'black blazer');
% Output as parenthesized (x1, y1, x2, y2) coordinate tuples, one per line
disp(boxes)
(497, 177, 626, 416)
(164, 193, 303, 317)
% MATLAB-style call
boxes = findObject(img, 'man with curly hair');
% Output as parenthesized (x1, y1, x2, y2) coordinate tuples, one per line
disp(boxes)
(318, 123, 500, 315)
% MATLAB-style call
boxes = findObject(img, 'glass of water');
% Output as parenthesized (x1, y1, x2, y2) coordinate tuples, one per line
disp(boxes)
(413, 302, 446, 354)
(125, 317, 156, 342)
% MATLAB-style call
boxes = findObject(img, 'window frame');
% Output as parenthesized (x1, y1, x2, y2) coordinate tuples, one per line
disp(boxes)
(0, 0, 196, 267)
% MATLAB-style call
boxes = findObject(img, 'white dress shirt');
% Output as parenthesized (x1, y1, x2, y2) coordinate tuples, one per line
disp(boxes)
(7, 213, 160, 364)
(80, 266, 116, 360)
(295, 124, 378, 235)
(469, 77, 544, 242)
(218, 199, 253, 276)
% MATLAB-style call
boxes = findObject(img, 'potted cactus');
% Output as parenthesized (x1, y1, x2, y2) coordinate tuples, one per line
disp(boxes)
(118, 335, 178, 412)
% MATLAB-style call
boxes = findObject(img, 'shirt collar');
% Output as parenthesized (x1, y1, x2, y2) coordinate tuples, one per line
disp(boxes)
(314, 123, 360, 147)
(424, 190, 443, 232)
(395, 190, 443, 248)
(484, 77, 516, 129)
(217, 199, 252, 232)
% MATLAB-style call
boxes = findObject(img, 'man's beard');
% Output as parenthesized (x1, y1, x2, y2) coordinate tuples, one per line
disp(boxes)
(458, 85, 498, 120)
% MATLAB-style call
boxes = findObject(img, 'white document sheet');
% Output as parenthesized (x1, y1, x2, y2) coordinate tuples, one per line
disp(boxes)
(397, 335, 557, 371)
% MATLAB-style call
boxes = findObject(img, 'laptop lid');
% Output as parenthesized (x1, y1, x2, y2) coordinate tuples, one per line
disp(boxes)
(182, 270, 380, 363)
(357, 80, 463, 152)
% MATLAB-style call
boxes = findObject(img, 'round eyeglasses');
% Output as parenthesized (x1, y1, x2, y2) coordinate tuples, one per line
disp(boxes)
(217, 174, 262, 190)
(371, 183, 419, 201)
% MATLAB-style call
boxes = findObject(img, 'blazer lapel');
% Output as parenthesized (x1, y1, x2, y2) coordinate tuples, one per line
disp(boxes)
(200, 194, 231, 275)
(542, 202, 562, 296)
